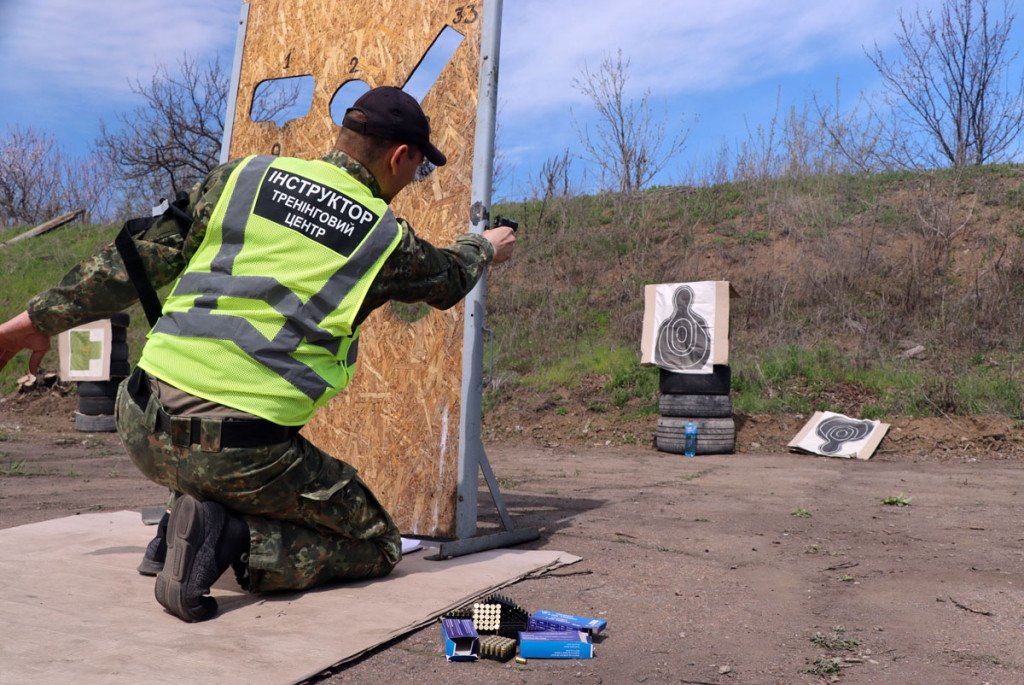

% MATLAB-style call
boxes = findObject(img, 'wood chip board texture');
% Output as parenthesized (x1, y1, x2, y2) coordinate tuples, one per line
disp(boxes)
(228, 0, 485, 536)
(0, 512, 579, 685)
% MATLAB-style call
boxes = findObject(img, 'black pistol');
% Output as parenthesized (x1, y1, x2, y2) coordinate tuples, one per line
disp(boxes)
(492, 215, 519, 233)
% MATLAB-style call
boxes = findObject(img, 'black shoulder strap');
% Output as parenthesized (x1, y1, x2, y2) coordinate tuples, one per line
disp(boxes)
(165, 191, 193, 239)
(115, 219, 163, 327)
(113, 193, 195, 328)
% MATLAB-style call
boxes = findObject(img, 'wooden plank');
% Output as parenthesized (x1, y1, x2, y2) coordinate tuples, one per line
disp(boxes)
(0, 209, 84, 249)
(228, 0, 483, 537)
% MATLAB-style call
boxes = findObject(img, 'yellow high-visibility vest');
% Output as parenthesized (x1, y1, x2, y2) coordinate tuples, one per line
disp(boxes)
(140, 154, 402, 425)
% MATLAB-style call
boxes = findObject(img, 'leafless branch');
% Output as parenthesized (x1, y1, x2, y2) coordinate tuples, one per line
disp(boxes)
(572, 50, 689, 193)
(868, 0, 1024, 168)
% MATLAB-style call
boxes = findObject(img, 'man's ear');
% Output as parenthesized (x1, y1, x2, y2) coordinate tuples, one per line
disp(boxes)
(389, 143, 411, 171)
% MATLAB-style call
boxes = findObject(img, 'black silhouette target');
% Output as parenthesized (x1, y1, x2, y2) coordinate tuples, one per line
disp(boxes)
(815, 416, 873, 455)
(654, 285, 711, 370)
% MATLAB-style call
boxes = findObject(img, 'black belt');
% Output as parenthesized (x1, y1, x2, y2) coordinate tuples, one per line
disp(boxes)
(126, 368, 297, 450)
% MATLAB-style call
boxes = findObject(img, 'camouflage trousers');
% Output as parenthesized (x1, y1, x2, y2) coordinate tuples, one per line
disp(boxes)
(114, 379, 402, 593)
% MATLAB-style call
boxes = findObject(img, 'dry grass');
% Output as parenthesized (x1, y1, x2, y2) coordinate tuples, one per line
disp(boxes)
(489, 164, 1024, 417)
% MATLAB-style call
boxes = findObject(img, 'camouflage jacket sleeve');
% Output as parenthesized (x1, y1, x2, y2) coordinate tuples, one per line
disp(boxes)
(355, 220, 494, 327)
(26, 161, 242, 336)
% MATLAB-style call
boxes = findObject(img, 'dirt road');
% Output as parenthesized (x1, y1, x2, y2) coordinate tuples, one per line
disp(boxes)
(1, 395, 1022, 684)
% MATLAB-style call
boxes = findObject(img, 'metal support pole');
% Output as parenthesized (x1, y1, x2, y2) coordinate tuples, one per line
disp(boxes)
(219, 2, 251, 164)
(455, 0, 504, 540)
(443, 0, 539, 560)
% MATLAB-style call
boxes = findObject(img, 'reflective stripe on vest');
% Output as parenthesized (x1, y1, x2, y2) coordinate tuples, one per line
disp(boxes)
(152, 155, 398, 401)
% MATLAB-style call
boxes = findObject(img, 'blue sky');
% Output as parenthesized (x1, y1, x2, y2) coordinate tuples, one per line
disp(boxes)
(1, 0, 1017, 201)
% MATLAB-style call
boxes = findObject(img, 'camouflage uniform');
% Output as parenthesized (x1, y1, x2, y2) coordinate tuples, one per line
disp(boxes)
(27, 150, 493, 335)
(28, 151, 494, 592)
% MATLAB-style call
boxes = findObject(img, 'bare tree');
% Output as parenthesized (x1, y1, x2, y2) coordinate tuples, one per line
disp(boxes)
(97, 54, 303, 215)
(572, 50, 689, 193)
(814, 81, 903, 173)
(869, 0, 1024, 168)
(95, 55, 229, 209)
(0, 126, 110, 227)
(534, 149, 574, 201)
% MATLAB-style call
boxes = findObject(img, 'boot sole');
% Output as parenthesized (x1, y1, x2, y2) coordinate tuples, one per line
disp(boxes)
(137, 558, 164, 576)
(154, 496, 218, 621)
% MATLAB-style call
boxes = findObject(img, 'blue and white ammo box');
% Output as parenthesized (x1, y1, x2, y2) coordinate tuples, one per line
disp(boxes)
(527, 609, 607, 635)
(440, 618, 479, 661)
(518, 630, 594, 659)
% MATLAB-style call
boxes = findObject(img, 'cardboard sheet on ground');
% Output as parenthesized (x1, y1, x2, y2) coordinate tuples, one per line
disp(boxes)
(0, 512, 578, 684)
(788, 411, 890, 460)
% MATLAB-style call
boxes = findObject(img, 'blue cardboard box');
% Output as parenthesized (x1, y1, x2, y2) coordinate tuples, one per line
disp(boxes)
(527, 609, 607, 635)
(440, 618, 479, 662)
(518, 630, 594, 659)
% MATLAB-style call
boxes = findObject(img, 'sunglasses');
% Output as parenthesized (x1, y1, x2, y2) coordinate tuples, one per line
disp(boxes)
(414, 158, 436, 183)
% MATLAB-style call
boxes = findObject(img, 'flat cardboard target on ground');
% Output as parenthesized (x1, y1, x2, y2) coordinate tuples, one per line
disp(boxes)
(225, 0, 484, 536)
(788, 411, 890, 460)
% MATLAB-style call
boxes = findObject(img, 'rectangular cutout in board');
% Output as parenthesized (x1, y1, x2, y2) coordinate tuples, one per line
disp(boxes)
(641, 281, 732, 373)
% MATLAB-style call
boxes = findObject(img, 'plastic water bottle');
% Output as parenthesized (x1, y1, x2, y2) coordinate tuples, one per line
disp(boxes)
(684, 420, 698, 458)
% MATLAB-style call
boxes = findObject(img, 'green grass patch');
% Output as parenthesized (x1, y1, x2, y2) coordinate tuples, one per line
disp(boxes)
(517, 343, 658, 414)
(881, 493, 912, 507)
(729, 343, 1014, 418)
(603, 352, 659, 413)
(811, 627, 860, 651)
(804, 657, 841, 676)
(735, 229, 770, 245)
(520, 343, 624, 391)
(0, 460, 28, 477)
(0, 221, 154, 394)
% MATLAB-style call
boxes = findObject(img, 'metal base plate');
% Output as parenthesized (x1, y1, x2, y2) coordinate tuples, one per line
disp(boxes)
(426, 527, 540, 561)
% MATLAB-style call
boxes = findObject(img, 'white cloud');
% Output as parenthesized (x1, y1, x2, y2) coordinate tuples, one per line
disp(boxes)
(0, 0, 238, 98)
(499, 0, 942, 115)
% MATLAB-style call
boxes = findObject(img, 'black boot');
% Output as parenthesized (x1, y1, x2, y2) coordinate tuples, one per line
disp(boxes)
(154, 495, 250, 622)
(137, 510, 169, 576)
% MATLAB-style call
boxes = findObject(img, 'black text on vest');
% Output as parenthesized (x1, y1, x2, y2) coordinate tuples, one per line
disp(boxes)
(254, 169, 380, 257)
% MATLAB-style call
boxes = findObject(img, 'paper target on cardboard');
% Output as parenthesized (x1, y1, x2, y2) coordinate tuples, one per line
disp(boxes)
(641, 281, 731, 373)
(57, 320, 112, 381)
(788, 411, 890, 460)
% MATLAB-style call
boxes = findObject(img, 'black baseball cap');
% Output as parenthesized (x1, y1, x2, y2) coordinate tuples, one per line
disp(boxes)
(342, 86, 447, 166)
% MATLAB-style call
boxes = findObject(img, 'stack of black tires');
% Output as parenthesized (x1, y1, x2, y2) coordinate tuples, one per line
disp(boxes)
(655, 364, 735, 455)
(74, 313, 130, 433)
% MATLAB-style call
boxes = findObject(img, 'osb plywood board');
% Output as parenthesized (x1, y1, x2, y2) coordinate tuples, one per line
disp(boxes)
(228, 0, 484, 537)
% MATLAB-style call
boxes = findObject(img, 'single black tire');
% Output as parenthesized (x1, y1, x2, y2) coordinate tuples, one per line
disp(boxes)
(74, 412, 117, 433)
(659, 365, 731, 395)
(109, 360, 132, 377)
(110, 312, 130, 328)
(659, 393, 732, 418)
(111, 327, 128, 343)
(657, 416, 736, 433)
(77, 396, 116, 415)
(76, 380, 120, 398)
(656, 416, 736, 455)
(656, 434, 735, 455)
(109, 342, 129, 362)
